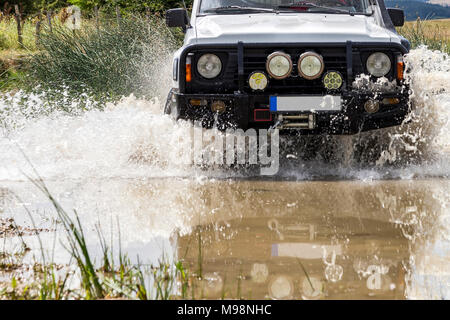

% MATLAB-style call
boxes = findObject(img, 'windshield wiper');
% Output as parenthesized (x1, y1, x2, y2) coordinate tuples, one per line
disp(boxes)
(278, 2, 358, 15)
(203, 6, 277, 14)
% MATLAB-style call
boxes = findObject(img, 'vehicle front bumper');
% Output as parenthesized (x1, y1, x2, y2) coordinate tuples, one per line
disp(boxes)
(166, 89, 410, 135)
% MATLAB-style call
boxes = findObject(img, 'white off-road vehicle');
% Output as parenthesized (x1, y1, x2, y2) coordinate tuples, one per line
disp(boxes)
(165, 0, 410, 134)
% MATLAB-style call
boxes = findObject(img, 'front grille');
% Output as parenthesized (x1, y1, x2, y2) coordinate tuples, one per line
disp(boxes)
(240, 47, 348, 94)
(187, 46, 349, 95)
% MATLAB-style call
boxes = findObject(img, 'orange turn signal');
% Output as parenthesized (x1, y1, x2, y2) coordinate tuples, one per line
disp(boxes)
(397, 56, 404, 80)
(382, 97, 400, 105)
(186, 63, 192, 83)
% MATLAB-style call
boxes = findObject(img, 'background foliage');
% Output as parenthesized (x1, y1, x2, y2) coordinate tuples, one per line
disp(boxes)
(0, 0, 194, 16)
(26, 15, 177, 106)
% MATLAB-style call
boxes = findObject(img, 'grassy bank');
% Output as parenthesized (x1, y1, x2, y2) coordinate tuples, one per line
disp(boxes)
(398, 18, 450, 53)
(0, 16, 38, 91)
(0, 19, 37, 52)
(405, 18, 450, 37)
(0, 50, 28, 91)
(0, 175, 188, 300)
(0, 14, 180, 104)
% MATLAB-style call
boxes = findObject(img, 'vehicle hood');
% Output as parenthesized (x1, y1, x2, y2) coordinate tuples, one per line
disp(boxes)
(189, 13, 393, 44)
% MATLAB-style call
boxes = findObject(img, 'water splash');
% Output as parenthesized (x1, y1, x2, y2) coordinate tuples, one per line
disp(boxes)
(0, 47, 449, 181)
(376, 46, 450, 167)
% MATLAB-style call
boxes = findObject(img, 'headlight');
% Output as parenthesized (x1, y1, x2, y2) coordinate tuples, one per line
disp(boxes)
(298, 52, 324, 80)
(197, 54, 222, 79)
(266, 52, 292, 80)
(366, 52, 391, 77)
(248, 71, 268, 91)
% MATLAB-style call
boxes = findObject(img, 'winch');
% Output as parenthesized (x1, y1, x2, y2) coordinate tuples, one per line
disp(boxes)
(274, 114, 316, 130)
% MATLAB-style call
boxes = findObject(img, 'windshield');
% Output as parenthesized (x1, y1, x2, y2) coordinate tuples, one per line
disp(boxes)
(199, 0, 373, 15)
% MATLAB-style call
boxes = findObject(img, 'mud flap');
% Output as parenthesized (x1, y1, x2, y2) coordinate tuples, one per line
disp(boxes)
(164, 89, 180, 120)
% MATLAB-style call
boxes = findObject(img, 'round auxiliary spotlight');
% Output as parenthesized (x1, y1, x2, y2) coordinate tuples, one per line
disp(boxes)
(266, 52, 293, 80)
(323, 71, 343, 90)
(298, 52, 325, 80)
(248, 71, 269, 91)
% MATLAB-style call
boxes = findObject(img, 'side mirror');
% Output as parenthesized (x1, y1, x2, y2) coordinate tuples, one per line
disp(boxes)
(387, 8, 405, 27)
(166, 8, 189, 30)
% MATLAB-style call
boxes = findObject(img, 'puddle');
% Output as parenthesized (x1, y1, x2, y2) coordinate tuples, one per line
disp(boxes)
(1, 178, 449, 299)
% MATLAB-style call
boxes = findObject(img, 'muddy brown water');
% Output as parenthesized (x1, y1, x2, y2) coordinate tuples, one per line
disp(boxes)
(1, 177, 449, 299)
(175, 178, 448, 299)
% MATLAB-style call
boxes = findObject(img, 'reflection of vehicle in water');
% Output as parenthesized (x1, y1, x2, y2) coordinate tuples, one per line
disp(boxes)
(178, 214, 409, 299)
(1, 179, 448, 299)
(102, 178, 449, 299)
(165, 0, 410, 134)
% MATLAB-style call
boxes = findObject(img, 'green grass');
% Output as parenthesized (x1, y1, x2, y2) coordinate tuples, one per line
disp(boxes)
(27, 15, 176, 103)
(0, 49, 29, 91)
(0, 157, 192, 300)
(0, 18, 37, 52)
(28, 175, 150, 299)
(398, 18, 450, 54)
(0, 66, 27, 92)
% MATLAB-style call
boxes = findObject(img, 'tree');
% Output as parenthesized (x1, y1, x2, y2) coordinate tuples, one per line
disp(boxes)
(35, 0, 68, 11)
(0, 0, 39, 17)
(67, 0, 107, 11)
(67, 0, 193, 13)
(0, 0, 194, 17)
